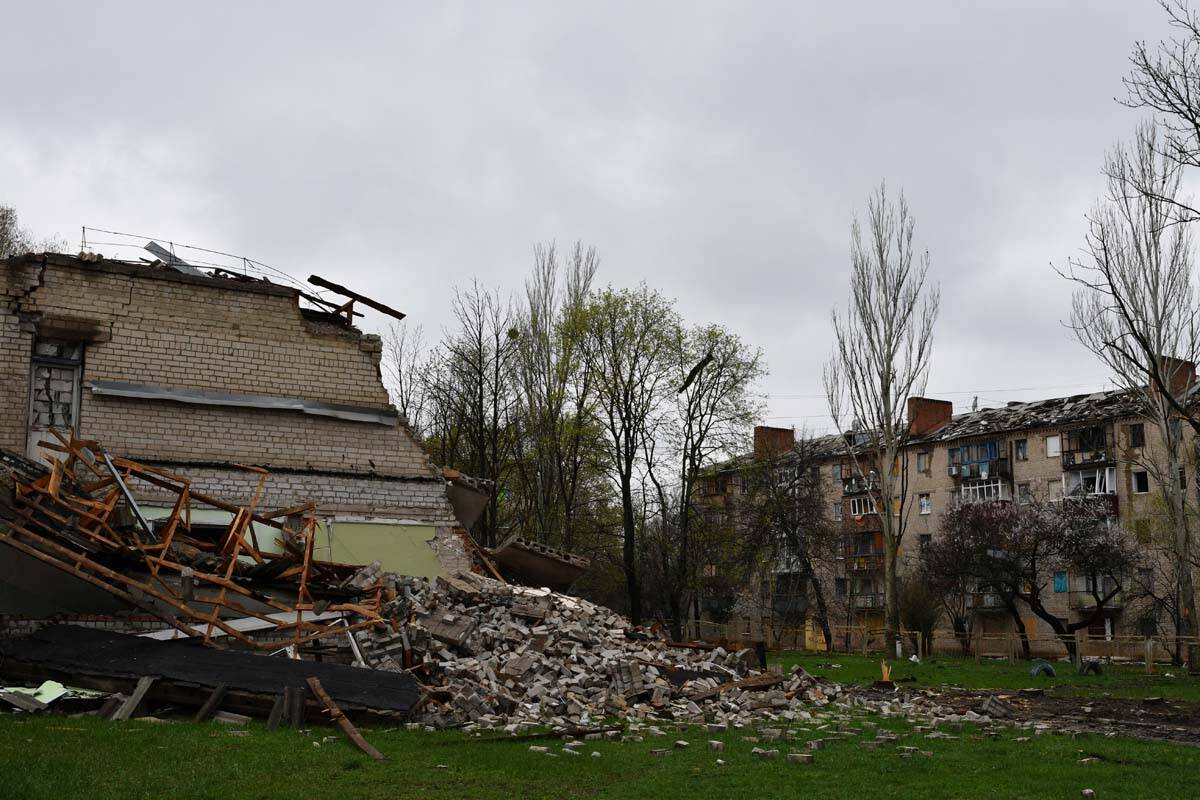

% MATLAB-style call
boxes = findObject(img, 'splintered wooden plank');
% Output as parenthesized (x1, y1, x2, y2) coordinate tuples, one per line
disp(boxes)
(286, 686, 304, 730)
(192, 683, 228, 722)
(305, 677, 384, 761)
(111, 675, 157, 720)
(266, 694, 286, 729)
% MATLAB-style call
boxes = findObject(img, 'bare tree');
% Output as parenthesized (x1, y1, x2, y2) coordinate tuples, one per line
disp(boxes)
(825, 183, 940, 648)
(0, 205, 63, 259)
(581, 285, 678, 624)
(1124, 1, 1200, 224)
(382, 320, 430, 438)
(510, 242, 600, 550)
(1062, 121, 1200, 665)
(424, 281, 520, 547)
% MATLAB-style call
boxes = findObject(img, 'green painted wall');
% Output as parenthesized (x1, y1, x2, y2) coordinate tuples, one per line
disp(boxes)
(324, 522, 445, 579)
(143, 507, 444, 577)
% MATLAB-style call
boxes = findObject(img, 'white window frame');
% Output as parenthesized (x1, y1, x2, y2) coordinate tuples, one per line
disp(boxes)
(1045, 434, 1061, 458)
(832, 502, 843, 522)
(918, 493, 932, 515)
(916, 451, 930, 472)
(960, 479, 1010, 503)
(1133, 470, 1150, 495)
(848, 496, 877, 516)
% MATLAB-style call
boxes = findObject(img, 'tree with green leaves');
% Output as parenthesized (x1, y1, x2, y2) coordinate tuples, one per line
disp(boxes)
(580, 286, 678, 624)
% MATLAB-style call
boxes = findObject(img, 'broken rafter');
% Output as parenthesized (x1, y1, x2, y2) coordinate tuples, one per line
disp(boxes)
(307, 274, 406, 322)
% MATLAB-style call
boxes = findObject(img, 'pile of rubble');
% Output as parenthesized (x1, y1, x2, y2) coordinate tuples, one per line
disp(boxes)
(354, 571, 855, 731)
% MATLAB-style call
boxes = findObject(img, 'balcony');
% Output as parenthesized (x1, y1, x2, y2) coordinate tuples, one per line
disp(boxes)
(841, 510, 882, 533)
(841, 475, 877, 495)
(852, 593, 884, 609)
(844, 552, 884, 573)
(1068, 576, 1122, 610)
(1062, 427, 1115, 468)
(947, 458, 1010, 481)
(957, 479, 1012, 505)
(967, 592, 1006, 611)
(1060, 492, 1119, 518)
(1068, 590, 1123, 610)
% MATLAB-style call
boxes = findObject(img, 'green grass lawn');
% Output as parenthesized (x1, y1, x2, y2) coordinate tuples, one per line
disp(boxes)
(771, 650, 1200, 701)
(1, 711, 1197, 800)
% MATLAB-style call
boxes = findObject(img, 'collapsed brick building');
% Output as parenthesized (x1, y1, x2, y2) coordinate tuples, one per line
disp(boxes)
(701, 387, 1197, 655)
(0, 251, 471, 623)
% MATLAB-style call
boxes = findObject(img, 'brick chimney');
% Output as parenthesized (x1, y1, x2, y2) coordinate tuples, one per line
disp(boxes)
(1155, 355, 1197, 400)
(753, 425, 795, 459)
(906, 397, 953, 436)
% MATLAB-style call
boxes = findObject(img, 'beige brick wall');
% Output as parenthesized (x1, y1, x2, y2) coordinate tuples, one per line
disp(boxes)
(2, 254, 453, 526)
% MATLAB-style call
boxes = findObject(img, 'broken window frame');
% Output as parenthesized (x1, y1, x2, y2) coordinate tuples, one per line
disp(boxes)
(1063, 466, 1117, 497)
(1128, 422, 1146, 448)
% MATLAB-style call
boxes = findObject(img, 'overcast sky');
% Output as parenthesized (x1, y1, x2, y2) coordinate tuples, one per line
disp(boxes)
(1, 2, 1182, 435)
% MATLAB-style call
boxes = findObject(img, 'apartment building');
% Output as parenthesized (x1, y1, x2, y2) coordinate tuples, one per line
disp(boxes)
(1, 251, 470, 621)
(702, 384, 1193, 649)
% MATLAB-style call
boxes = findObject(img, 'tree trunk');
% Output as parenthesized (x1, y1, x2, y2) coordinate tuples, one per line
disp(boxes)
(809, 575, 834, 650)
(883, 546, 900, 654)
(620, 474, 640, 625)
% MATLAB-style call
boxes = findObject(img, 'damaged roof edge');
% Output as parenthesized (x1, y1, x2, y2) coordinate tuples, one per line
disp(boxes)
(88, 381, 401, 426)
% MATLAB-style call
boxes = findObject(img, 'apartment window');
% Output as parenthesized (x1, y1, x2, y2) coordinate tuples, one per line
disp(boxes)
(832, 502, 843, 522)
(916, 451, 930, 473)
(1128, 423, 1145, 448)
(848, 496, 876, 516)
(1045, 434, 1061, 458)
(918, 493, 932, 515)
(809, 465, 821, 483)
(1017, 482, 1032, 505)
(1134, 470, 1150, 494)
(1014, 439, 1028, 461)
(1139, 567, 1154, 591)
(1053, 571, 1068, 593)
(831, 464, 842, 481)
(919, 533, 932, 549)
(834, 577, 847, 597)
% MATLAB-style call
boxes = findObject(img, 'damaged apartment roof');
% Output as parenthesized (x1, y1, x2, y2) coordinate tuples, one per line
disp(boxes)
(915, 388, 1146, 444)
(713, 388, 1150, 473)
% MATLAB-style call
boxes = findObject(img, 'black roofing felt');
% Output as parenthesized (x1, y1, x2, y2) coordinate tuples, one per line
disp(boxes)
(0, 625, 420, 713)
